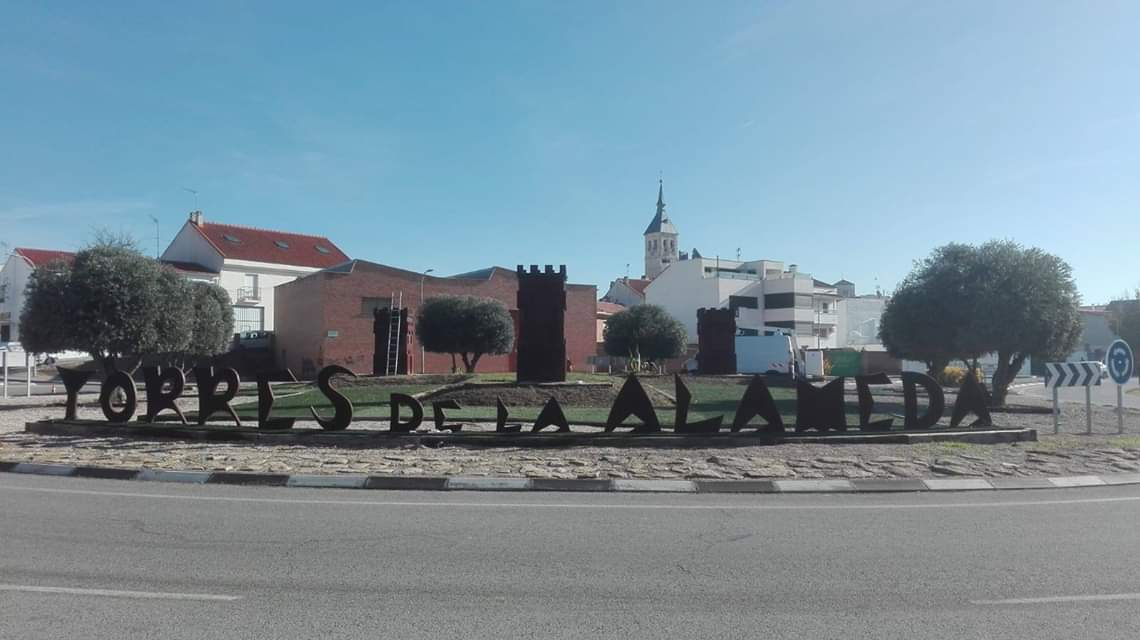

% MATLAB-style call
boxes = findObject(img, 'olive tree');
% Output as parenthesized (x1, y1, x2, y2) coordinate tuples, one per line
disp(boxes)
(20, 237, 195, 373)
(602, 304, 687, 372)
(880, 240, 1081, 405)
(416, 295, 514, 373)
(186, 281, 235, 362)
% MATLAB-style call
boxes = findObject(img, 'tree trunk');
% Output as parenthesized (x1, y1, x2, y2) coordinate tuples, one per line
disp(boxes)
(450, 353, 457, 374)
(925, 356, 949, 379)
(460, 352, 478, 373)
(990, 350, 1020, 407)
(467, 352, 483, 373)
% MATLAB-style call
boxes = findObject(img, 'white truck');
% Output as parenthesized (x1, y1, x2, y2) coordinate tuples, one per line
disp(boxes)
(734, 327, 805, 377)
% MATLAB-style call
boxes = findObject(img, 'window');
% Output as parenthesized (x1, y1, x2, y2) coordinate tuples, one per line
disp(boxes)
(222, 233, 241, 244)
(0, 324, 9, 343)
(240, 274, 259, 300)
(0, 281, 6, 303)
(232, 306, 264, 333)
(274, 240, 290, 249)
(315, 245, 331, 254)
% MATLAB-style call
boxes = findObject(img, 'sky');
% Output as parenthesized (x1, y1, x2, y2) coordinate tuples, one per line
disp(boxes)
(2, 1, 1138, 303)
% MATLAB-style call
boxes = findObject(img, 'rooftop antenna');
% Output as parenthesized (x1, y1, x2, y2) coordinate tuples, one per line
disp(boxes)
(147, 215, 160, 258)
(736, 247, 741, 261)
(625, 263, 630, 279)
(182, 187, 199, 211)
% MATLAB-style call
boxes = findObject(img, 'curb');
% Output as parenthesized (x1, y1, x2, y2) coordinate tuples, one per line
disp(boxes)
(4, 460, 1140, 493)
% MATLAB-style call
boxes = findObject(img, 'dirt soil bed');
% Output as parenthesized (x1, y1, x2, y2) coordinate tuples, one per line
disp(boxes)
(434, 380, 675, 408)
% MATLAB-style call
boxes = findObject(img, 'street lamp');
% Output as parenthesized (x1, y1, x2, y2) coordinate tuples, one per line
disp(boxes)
(419, 268, 434, 374)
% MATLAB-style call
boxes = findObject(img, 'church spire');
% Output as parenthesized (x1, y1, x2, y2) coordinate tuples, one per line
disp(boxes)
(643, 178, 677, 236)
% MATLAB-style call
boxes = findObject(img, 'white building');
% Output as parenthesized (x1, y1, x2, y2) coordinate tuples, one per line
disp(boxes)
(835, 288, 888, 350)
(160, 211, 350, 333)
(0, 248, 75, 345)
(600, 277, 650, 307)
(644, 256, 841, 347)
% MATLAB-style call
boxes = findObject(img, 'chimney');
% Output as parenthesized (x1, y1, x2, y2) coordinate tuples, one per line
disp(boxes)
(788, 264, 798, 274)
(189, 210, 203, 226)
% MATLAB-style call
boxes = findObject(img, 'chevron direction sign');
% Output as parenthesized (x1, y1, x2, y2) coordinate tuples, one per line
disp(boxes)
(1044, 361, 1104, 388)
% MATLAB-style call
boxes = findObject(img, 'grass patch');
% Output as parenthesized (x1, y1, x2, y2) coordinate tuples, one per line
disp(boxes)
(234, 383, 440, 419)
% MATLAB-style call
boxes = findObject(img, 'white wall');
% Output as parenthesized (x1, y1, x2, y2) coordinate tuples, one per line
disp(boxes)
(601, 279, 645, 307)
(644, 259, 723, 340)
(837, 297, 887, 348)
(160, 223, 225, 273)
(218, 260, 316, 332)
(0, 254, 32, 344)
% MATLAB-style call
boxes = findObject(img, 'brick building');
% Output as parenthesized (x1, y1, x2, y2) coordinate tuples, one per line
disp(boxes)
(274, 260, 597, 377)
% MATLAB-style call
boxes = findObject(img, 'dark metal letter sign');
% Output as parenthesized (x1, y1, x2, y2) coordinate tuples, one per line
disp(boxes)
(432, 399, 463, 432)
(194, 367, 242, 427)
(389, 393, 424, 433)
(902, 372, 945, 430)
(58, 367, 93, 420)
(257, 369, 298, 430)
(99, 370, 137, 423)
(516, 265, 567, 383)
(309, 365, 356, 431)
(604, 375, 661, 433)
(949, 375, 993, 429)
(674, 374, 722, 434)
(731, 375, 784, 434)
(531, 396, 570, 433)
(496, 397, 522, 433)
(795, 378, 847, 432)
(141, 366, 187, 424)
(854, 372, 893, 431)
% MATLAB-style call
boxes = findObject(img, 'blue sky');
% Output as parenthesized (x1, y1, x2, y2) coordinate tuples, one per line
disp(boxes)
(2, 1, 1138, 303)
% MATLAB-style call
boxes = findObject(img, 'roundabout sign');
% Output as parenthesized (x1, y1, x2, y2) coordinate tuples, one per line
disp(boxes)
(1107, 339, 1134, 386)
(1107, 339, 1134, 433)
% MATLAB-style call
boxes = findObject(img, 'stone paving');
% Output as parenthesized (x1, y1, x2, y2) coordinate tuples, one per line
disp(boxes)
(4, 392, 1140, 480)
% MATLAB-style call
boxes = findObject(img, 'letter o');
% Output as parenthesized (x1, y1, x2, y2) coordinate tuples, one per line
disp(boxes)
(100, 370, 138, 423)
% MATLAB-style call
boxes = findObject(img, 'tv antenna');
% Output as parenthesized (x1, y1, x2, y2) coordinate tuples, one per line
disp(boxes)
(147, 215, 160, 258)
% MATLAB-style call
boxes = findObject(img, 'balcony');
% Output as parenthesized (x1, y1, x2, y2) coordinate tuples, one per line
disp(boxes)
(234, 287, 261, 303)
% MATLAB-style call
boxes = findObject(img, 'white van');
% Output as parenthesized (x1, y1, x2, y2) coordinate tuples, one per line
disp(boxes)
(735, 328, 803, 376)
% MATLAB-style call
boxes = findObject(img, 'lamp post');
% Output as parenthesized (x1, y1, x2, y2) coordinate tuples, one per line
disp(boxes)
(419, 268, 434, 374)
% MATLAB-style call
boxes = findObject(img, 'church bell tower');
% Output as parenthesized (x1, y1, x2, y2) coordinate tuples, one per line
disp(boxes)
(643, 179, 679, 279)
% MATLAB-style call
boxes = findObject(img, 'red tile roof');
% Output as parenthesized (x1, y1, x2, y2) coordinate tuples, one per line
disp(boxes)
(14, 248, 75, 268)
(597, 301, 626, 315)
(190, 221, 349, 269)
(161, 260, 219, 275)
(625, 278, 650, 295)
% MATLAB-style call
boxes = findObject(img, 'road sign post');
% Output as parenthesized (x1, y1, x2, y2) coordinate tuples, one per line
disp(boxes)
(1044, 361, 1104, 435)
(1106, 339, 1134, 435)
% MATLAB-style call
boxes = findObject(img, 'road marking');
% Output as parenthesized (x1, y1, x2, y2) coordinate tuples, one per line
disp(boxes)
(3, 482, 1140, 511)
(972, 593, 1140, 606)
(0, 584, 241, 602)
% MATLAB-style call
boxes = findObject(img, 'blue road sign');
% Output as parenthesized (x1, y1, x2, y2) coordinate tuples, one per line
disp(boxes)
(1106, 339, 1134, 385)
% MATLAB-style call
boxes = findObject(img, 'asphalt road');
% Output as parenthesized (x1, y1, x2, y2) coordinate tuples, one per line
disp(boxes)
(3, 475, 1140, 639)
(1012, 377, 1140, 410)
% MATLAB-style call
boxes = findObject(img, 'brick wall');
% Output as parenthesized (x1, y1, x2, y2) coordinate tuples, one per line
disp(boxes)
(274, 261, 597, 378)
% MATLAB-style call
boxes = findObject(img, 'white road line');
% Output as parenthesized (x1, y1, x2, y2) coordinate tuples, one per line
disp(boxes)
(0, 584, 241, 602)
(2, 482, 1140, 511)
(972, 593, 1140, 606)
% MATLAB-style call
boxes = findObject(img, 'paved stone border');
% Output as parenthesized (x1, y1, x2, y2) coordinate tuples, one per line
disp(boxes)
(24, 420, 1038, 448)
(5, 460, 1140, 493)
